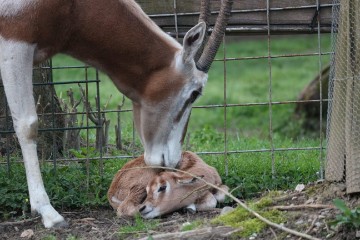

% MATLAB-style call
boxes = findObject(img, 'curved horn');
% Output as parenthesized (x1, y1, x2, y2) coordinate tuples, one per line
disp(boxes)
(194, 0, 211, 63)
(196, 0, 234, 73)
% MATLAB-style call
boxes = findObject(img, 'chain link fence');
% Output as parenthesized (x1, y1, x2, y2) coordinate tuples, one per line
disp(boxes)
(326, 0, 360, 194)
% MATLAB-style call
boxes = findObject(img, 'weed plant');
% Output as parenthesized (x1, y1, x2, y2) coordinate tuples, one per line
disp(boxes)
(331, 199, 360, 230)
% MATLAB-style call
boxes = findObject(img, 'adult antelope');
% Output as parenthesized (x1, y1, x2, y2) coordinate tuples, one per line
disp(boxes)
(0, 0, 233, 228)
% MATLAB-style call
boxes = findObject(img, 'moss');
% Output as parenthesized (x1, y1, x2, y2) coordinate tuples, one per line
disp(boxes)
(252, 196, 273, 209)
(181, 220, 203, 231)
(42, 235, 57, 240)
(212, 194, 285, 237)
(241, 218, 266, 236)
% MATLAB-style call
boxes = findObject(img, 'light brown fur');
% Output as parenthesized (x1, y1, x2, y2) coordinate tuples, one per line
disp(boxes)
(107, 151, 228, 218)
(107, 155, 160, 216)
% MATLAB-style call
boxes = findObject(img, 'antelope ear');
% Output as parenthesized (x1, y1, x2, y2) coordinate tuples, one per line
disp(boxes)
(176, 175, 204, 185)
(182, 22, 206, 63)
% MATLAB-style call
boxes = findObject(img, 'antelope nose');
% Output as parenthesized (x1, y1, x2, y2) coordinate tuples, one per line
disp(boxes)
(139, 205, 146, 213)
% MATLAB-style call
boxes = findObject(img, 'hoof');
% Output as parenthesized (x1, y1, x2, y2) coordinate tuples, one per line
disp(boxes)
(52, 219, 69, 229)
(185, 208, 196, 214)
(37, 204, 67, 229)
(184, 203, 197, 214)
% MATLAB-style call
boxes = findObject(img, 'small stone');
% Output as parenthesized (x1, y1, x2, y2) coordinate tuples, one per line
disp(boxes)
(314, 222, 322, 227)
(295, 184, 305, 192)
(220, 206, 235, 215)
(316, 179, 324, 184)
(356, 230, 360, 238)
(321, 210, 329, 215)
(295, 219, 304, 225)
(326, 232, 335, 238)
(182, 222, 191, 227)
(249, 233, 257, 239)
(305, 198, 314, 204)
(20, 229, 34, 239)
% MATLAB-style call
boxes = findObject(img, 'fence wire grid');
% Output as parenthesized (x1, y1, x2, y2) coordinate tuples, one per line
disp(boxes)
(0, 0, 335, 196)
(326, 0, 360, 194)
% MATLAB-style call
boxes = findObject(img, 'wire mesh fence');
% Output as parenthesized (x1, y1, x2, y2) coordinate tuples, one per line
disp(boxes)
(0, 0, 335, 199)
(326, 0, 360, 194)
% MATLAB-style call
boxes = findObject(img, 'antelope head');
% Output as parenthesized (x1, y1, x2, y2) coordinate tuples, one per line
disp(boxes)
(139, 171, 205, 219)
(135, 0, 233, 168)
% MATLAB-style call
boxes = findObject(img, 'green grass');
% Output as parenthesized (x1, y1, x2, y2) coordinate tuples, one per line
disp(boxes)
(0, 34, 331, 216)
(117, 214, 159, 238)
(181, 220, 203, 231)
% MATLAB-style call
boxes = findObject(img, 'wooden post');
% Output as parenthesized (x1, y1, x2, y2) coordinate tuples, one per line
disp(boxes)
(326, 0, 360, 194)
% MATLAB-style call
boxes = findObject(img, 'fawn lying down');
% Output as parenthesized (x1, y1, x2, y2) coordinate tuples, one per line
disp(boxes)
(107, 151, 228, 218)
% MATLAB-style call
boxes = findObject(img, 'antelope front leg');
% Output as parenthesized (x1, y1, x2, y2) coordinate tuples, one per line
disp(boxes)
(0, 38, 66, 228)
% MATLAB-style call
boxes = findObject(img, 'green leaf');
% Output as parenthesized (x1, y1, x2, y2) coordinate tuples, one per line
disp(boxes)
(333, 199, 351, 215)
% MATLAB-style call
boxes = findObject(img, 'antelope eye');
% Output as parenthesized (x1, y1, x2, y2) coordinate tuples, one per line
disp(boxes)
(189, 90, 201, 103)
(158, 185, 167, 192)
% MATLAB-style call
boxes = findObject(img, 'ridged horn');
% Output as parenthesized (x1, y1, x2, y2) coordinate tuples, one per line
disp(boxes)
(196, 0, 234, 73)
(194, 0, 211, 63)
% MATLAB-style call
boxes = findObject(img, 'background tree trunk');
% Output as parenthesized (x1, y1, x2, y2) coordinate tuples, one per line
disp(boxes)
(0, 61, 65, 160)
(294, 65, 329, 131)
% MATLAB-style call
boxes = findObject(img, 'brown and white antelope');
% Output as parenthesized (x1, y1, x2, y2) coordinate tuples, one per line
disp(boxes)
(108, 151, 228, 218)
(0, 0, 233, 228)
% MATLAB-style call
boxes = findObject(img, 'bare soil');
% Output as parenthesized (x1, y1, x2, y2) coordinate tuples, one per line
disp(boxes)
(0, 181, 359, 240)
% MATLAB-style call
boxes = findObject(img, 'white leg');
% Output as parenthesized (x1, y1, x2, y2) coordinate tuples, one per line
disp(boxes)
(0, 38, 66, 228)
(213, 185, 229, 203)
(185, 203, 197, 213)
(195, 192, 217, 210)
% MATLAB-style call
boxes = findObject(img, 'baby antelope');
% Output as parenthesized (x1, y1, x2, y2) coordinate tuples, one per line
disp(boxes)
(107, 151, 228, 218)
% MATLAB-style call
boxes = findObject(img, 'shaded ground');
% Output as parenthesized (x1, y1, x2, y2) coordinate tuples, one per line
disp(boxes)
(0, 181, 359, 240)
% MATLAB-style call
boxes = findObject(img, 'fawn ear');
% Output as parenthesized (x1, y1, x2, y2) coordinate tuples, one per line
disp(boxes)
(182, 22, 206, 63)
(176, 175, 204, 185)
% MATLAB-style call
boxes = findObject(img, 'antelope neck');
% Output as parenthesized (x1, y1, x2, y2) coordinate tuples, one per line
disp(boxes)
(65, 0, 182, 100)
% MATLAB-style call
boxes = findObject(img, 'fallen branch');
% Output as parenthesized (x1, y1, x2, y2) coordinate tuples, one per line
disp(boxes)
(0, 216, 40, 226)
(272, 204, 335, 211)
(138, 226, 240, 240)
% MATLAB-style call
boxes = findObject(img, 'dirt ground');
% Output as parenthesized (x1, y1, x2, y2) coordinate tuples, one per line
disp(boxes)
(0, 181, 359, 240)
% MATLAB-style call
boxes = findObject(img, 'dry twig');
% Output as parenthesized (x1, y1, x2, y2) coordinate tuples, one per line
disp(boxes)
(272, 204, 335, 211)
(269, 227, 278, 240)
(138, 226, 240, 240)
(272, 192, 303, 203)
(298, 217, 318, 240)
(0, 216, 40, 226)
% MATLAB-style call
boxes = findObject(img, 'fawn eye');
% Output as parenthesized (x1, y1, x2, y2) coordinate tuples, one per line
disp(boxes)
(158, 185, 167, 192)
